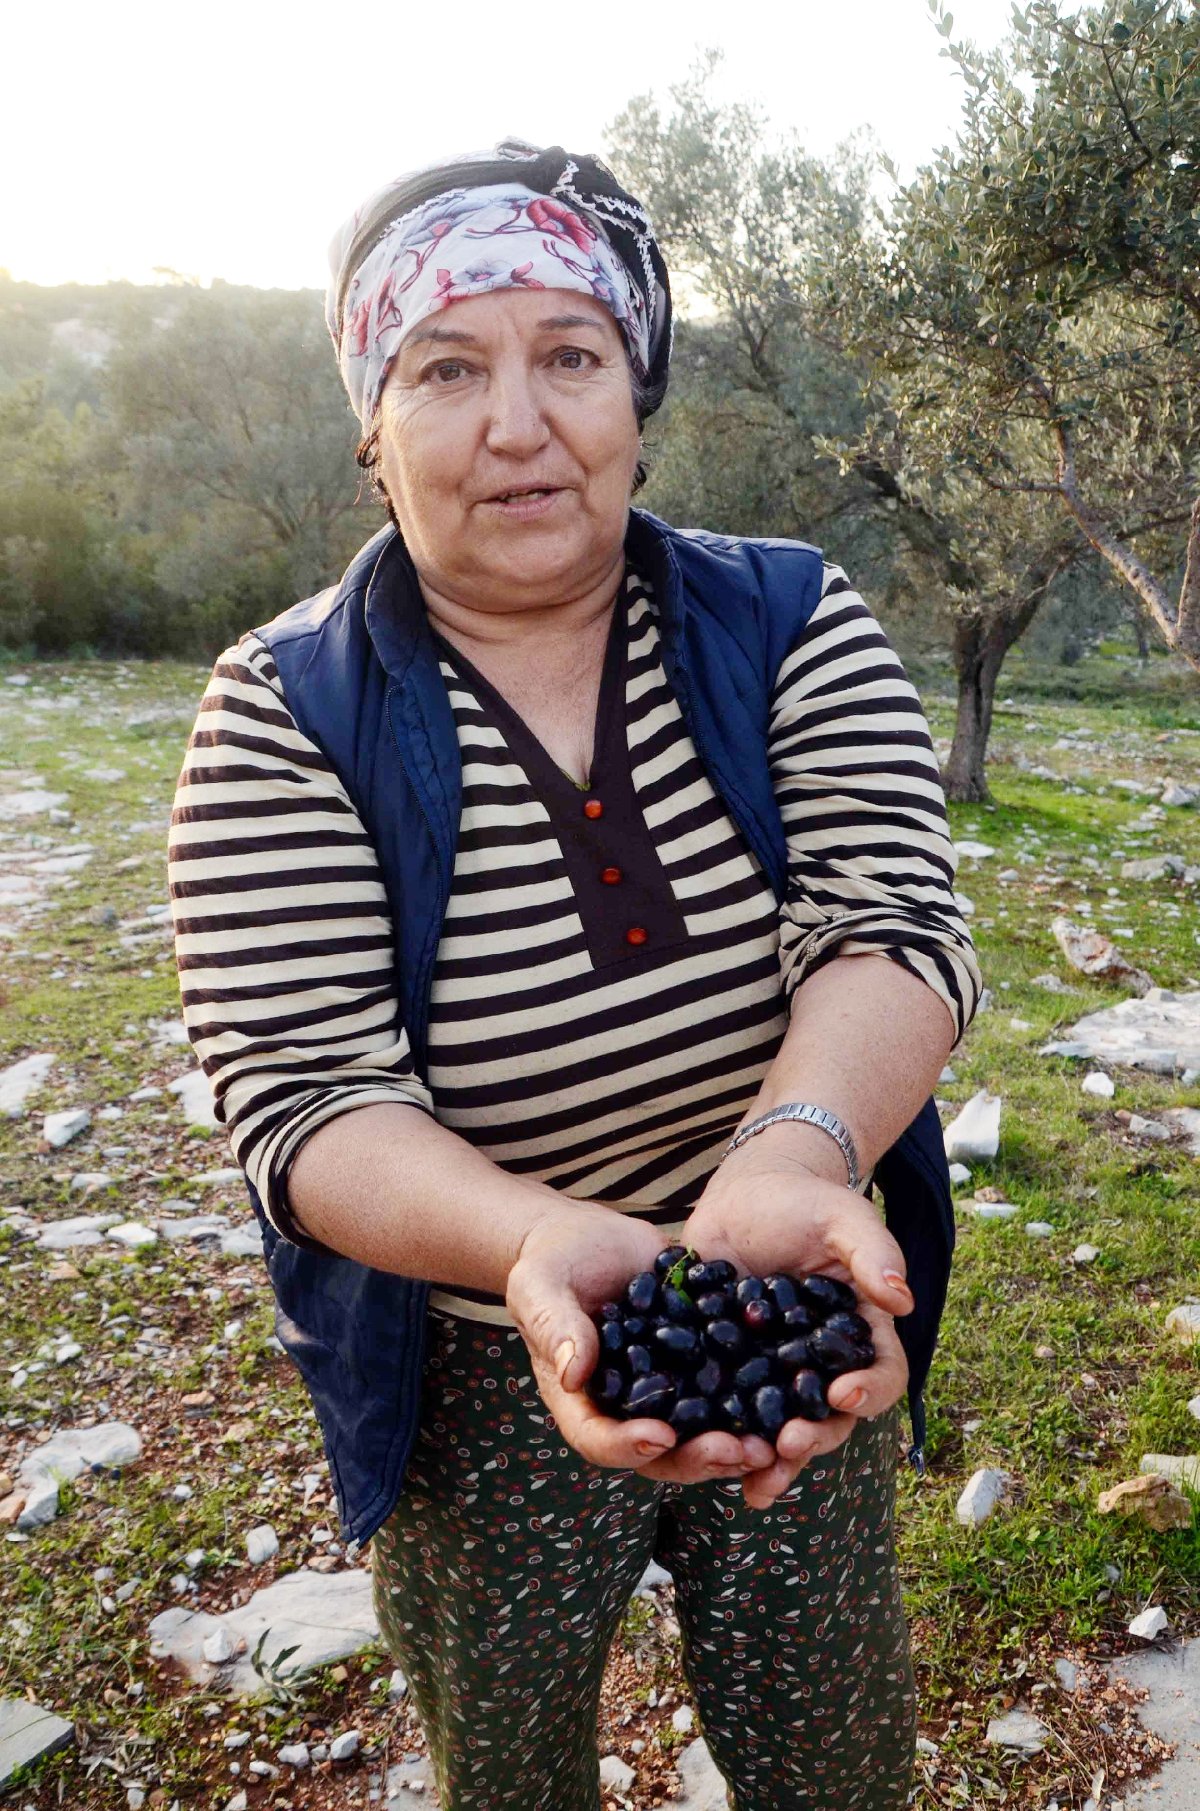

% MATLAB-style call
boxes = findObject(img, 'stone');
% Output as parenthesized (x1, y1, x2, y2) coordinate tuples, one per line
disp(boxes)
(329, 1730, 360, 1762)
(984, 1707, 1049, 1755)
(386, 1759, 436, 1800)
(147, 1565, 378, 1695)
(956, 1468, 1010, 1526)
(1072, 1244, 1101, 1264)
(1097, 1474, 1193, 1531)
(108, 1221, 158, 1249)
(1082, 1072, 1115, 1098)
(940, 1065, 957, 1084)
(0, 1052, 56, 1117)
(0, 1698, 75, 1787)
(1165, 1305, 1200, 1344)
(1040, 987, 1200, 1074)
(943, 1090, 1001, 1163)
(672, 1704, 695, 1734)
(69, 1171, 112, 1193)
(189, 1167, 244, 1187)
(1107, 1638, 1200, 1809)
(388, 1667, 408, 1701)
(14, 1422, 142, 1529)
(202, 1627, 235, 1664)
(599, 1754, 636, 1791)
(1053, 916, 1156, 993)
(636, 1560, 673, 1596)
(1140, 1454, 1200, 1490)
(245, 1524, 279, 1565)
(166, 1068, 219, 1129)
(1122, 854, 1187, 881)
(42, 1108, 91, 1148)
(1129, 1606, 1170, 1642)
(1128, 1114, 1172, 1141)
(674, 1739, 730, 1810)
(971, 1201, 1018, 1221)
(1054, 1659, 1079, 1692)
(1163, 1108, 1200, 1156)
(158, 1216, 230, 1243)
(1031, 972, 1072, 993)
(947, 1162, 972, 1185)
(278, 1742, 310, 1768)
(220, 1223, 263, 1259)
(1025, 1222, 1054, 1238)
(1162, 781, 1197, 807)
(35, 1213, 121, 1251)
(1187, 1395, 1200, 1422)
(955, 840, 996, 860)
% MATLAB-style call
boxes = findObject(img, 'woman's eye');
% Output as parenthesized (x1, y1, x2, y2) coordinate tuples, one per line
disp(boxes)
(426, 360, 466, 384)
(555, 347, 593, 371)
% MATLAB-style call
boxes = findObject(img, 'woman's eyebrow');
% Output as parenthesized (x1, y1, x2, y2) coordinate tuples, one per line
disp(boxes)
(406, 313, 607, 351)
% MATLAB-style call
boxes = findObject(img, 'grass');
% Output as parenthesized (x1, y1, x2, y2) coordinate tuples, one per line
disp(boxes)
(0, 643, 1198, 1807)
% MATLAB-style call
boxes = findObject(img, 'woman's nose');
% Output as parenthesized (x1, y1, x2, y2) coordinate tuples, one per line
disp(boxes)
(484, 369, 551, 457)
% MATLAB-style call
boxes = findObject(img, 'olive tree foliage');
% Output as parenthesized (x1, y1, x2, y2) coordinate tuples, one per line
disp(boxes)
(826, 0, 1200, 701)
(103, 284, 371, 614)
(607, 57, 1093, 799)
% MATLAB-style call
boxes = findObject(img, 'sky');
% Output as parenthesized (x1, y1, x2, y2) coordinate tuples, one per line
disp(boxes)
(4, 0, 1018, 293)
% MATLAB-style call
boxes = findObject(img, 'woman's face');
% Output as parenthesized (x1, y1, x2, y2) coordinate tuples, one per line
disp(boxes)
(374, 287, 641, 614)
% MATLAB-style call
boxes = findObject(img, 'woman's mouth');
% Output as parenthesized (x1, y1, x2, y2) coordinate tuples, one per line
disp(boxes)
(483, 486, 565, 521)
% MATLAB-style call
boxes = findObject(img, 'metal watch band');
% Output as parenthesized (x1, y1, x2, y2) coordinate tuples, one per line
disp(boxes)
(721, 1103, 860, 1191)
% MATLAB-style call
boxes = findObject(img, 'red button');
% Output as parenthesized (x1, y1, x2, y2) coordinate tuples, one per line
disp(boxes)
(601, 866, 623, 885)
(583, 798, 604, 820)
(625, 925, 648, 947)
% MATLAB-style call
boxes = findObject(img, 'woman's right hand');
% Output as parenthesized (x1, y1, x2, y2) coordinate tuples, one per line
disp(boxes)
(506, 1204, 776, 1488)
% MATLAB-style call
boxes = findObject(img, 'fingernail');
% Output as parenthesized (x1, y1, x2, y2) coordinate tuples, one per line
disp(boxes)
(883, 1269, 913, 1296)
(636, 1439, 673, 1458)
(844, 1387, 867, 1409)
(554, 1339, 575, 1381)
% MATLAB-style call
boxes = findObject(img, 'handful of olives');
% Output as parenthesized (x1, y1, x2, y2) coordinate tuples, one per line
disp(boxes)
(586, 1246, 876, 1444)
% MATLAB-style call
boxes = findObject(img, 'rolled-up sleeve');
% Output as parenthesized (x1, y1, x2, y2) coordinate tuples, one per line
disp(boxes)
(168, 631, 434, 1241)
(769, 564, 983, 1045)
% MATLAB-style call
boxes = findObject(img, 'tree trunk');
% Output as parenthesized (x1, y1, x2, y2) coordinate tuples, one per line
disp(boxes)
(1129, 603, 1151, 661)
(943, 614, 1012, 801)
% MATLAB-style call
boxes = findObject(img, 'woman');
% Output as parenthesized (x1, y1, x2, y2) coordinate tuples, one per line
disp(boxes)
(169, 140, 982, 1810)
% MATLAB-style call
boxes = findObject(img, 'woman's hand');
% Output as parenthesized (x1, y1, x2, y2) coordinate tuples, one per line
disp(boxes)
(682, 1138, 914, 1509)
(506, 1204, 777, 1488)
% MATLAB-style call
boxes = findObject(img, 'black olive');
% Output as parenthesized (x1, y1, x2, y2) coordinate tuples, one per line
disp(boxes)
(775, 1336, 818, 1372)
(654, 1324, 701, 1369)
(705, 1318, 747, 1361)
(714, 1390, 750, 1434)
(735, 1276, 767, 1308)
(782, 1303, 817, 1336)
(734, 1355, 773, 1392)
(626, 1344, 653, 1378)
(623, 1314, 649, 1343)
(626, 1373, 676, 1418)
(763, 1274, 800, 1314)
(599, 1319, 626, 1357)
(693, 1357, 724, 1397)
(789, 1368, 832, 1420)
(741, 1297, 776, 1335)
(750, 1384, 789, 1441)
(591, 1367, 626, 1407)
(626, 1272, 660, 1315)
(654, 1245, 689, 1279)
(706, 1259, 738, 1289)
(599, 1301, 622, 1321)
(669, 1396, 714, 1437)
(808, 1324, 869, 1378)
(661, 1285, 699, 1325)
(798, 1274, 858, 1316)
(695, 1290, 734, 1321)
(821, 1310, 874, 1348)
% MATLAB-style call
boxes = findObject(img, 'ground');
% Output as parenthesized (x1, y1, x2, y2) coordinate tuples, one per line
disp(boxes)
(0, 639, 1197, 1809)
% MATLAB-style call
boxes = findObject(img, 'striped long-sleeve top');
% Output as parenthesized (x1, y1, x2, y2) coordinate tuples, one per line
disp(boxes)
(169, 561, 982, 1318)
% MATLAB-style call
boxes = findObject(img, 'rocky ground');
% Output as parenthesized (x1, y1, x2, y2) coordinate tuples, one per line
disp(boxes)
(0, 649, 1198, 1810)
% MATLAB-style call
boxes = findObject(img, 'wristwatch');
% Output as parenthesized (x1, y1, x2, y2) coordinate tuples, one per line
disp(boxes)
(721, 1103, 860, 1192)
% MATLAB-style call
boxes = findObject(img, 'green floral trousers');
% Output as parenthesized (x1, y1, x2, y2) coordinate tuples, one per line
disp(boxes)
(372, 1312, 917, 1810)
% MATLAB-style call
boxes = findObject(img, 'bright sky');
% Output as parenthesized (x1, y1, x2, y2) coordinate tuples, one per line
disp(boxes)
(5, 0, 1017, 292)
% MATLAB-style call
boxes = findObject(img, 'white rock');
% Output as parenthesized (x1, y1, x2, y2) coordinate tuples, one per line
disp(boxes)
(108, 1221, 158, 1249)
(1165, 1304, 1200, 1343)
(329, 1730, 360, 1762)
(1053, 1658, 1079, 1692)
(673, 1739, 729, 1811)
(971, 1201, 1018, 1221)
(939, 1066, 957, 1084)
(985, 1707, 1049, 1754)
(1128, 1606, 1169, 1641)
(1162, 781, 1197, 807)
(54, 1341, 82, 1363)
(15, 1422, 142, 1529)
(225, 1794, 248, 1811)
(948, 1162, 972, 1185)
(1128, 1114, 1171, 1141)
(915, 1735, 940, 1756)
(1071, 1244, 1100, 1264)
(1040, 987, 1200, 1073)
(245, 1524, 279, 1565)
(202, 1626, 235, 1665)
(166, 1067, 219, 1129)
(953, 891, 975, 916)
(0, 786, 67, 815)
(943, 1090, 1001, 1163)
(636, 1560, 673, 1596)
(956, 1468, 1010, 1526)
(1186, 1395, 1200, 1422)
(1162, 1107, 1200, 1155)
(955, 840, 996, 860)
(1081, 1072, 1115, 1098)
(388, 1667, 407, 1701)
(278, 1742, 310, 1768)
(0, 1698, 75, 1787)
(158, 1216, 230, 1243)
(0, 1052, 56, 1117)
(1024, 1222, 1054, 1238)
(1140, 1453, 1200, 1489)
(36, 1214, 121, 1251)
(127, 1087, 163, 1102)
(42, 1108, 91, 1148)
(148, 1566, 379, 1696)
(220, 1223, 263, 1259)
(599, 1754, 636, 1791)
(69, 1171, 112, 1192)
(189, 1167, 244, 1187)
(1121, 854, 1186, 881)
(672, 1704, 695, 1734)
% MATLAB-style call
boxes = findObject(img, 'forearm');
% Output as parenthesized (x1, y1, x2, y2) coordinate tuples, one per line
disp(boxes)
(285, 1101, 593, 1293)
(733, 953, 956, 1186)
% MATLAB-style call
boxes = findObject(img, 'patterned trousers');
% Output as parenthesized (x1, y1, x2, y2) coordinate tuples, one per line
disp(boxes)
(372, 1312, 917, 1810)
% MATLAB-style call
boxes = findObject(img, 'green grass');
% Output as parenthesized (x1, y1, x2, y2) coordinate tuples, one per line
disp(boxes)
(0, 648, 1198, 1807)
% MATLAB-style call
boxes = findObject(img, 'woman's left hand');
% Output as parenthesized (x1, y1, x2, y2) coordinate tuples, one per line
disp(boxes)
(681, 1140, 914, 1510)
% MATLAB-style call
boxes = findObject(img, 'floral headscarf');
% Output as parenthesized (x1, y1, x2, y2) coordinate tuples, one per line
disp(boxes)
(325, 141, 673, 429)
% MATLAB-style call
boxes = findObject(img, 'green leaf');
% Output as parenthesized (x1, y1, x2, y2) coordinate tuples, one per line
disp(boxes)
(1111, 22, 1131, 42)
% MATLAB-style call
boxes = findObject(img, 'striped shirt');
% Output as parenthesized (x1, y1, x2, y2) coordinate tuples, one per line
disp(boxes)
(169, 562, 981, 1321)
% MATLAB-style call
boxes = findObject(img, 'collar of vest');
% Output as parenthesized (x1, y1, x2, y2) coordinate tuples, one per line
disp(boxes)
(356, 509, 686, 685)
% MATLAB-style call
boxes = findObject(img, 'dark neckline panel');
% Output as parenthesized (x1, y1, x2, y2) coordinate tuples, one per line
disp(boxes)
(432, 573, 692, 974)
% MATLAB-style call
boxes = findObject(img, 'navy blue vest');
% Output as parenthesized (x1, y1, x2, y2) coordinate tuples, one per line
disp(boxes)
(250, 509, 954, 1547)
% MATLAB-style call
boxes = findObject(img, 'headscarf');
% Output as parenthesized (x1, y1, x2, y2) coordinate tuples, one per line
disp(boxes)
(324, 139, 673, 430)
